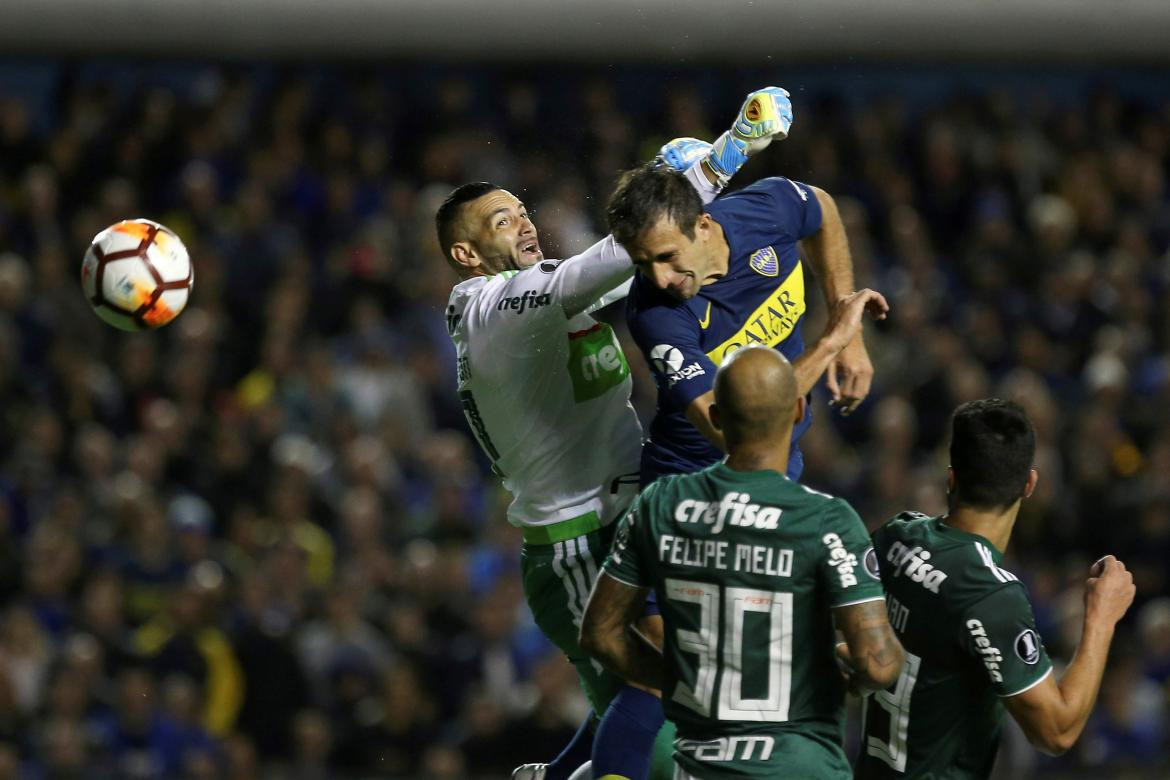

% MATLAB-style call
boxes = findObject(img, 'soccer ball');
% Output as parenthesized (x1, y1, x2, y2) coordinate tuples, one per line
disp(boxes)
(81, 219, 193, 331)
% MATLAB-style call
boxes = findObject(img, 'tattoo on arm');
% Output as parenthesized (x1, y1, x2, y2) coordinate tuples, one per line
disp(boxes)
(836, 600, 905, 691)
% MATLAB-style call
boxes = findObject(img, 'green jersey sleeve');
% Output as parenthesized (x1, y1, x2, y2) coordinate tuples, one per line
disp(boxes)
(820, 498, 885, 607)
(603, 495, 650, 588)
(961, 585, 1053, 697)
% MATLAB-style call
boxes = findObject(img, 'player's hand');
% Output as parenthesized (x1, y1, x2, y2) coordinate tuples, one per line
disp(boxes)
(655, 137, 715, 172)
(732, 86, 794, 144)
(820, 289, 888, 361)
(835, 642, 868, 697)
(827, 335, 875, 416)
(707, 86, 794, 184)
(1084, 555, 1136, 628)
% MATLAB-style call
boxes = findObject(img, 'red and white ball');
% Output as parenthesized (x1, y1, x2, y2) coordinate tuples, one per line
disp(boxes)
(81, 218, 193, 331)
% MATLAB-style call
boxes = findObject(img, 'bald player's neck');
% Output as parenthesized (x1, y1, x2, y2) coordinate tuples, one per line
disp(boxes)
(724, 426, 795, 475)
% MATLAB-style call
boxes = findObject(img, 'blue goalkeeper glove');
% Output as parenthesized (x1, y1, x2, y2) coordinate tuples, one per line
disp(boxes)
(654, 137, 715, 171)
(707, 86, 794, 185)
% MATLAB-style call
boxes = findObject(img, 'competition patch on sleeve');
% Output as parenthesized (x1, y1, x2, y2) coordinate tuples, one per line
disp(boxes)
(748, 246, 779, 277)
(863, 547, 881, 580)
(649, 343, 706, 387)
(1014, 629, 1041, 665)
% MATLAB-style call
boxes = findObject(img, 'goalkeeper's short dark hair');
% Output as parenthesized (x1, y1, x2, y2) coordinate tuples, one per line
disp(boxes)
(949, 398, 1036, 511)
(435, 182, 501, 253)
(606, 164, 702, 248)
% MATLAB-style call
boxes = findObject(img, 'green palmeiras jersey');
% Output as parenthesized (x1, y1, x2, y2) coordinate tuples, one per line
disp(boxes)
(603, 463, 885, 779)
(857, 513, 1054, 780)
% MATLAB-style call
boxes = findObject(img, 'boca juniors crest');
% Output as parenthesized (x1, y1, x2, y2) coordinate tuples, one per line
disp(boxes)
(749, 246, 779, 277)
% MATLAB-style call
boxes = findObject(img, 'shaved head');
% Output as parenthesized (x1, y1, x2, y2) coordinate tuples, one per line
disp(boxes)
(713, 346, 798, 451)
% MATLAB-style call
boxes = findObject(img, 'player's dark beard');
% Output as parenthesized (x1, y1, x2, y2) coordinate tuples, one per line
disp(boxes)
(481, 249, 519, 274)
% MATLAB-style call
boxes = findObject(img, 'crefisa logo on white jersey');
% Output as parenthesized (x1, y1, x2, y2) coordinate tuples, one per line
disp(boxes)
(649, 344, 705, 388)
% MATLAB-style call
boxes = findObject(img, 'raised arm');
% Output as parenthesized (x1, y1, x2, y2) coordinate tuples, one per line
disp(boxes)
(567, 147, 730, 319)
(682, 288, 889, 452)
(1002, 555, 1135, 755)
(791, 288, 888, 399)
(583, 150, 720, 315)
(583, 92, 791, 315)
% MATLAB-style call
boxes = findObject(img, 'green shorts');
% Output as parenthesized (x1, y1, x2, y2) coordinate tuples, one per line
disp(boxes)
(521, 521, 622, 714)
(521, 516, 678, 780)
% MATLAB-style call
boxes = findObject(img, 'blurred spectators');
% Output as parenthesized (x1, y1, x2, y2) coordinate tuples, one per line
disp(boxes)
(0, 63, 1167, 778)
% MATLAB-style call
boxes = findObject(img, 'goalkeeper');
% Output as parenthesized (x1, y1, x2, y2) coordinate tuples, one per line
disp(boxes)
(437, 89, 792, 780)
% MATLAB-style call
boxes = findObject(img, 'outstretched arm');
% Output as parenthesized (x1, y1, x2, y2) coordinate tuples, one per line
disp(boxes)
(792, 288, 887, 399)
(584, 90, 793, 315)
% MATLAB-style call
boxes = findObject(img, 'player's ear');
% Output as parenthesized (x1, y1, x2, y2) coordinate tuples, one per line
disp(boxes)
(792, 395, 806, 426)
(449, 242, 478, 271)
(946, 466, 956, 494)
(695, 212, 711, 239)
(709, 402, 723, 432)
(1023, 468, 1039, 499)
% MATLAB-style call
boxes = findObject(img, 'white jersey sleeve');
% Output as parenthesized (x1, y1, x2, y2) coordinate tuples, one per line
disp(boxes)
(550, 235, 635, 319)
(585, 278, 633, 315)
(684, 158, 722, 205)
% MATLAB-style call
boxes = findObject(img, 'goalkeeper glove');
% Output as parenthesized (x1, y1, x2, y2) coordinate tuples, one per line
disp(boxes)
(654, 137, 715, 172)
(707, 86, 793, 185)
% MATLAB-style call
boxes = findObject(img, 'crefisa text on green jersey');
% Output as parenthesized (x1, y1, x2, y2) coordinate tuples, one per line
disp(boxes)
(660, 492, 794, 577)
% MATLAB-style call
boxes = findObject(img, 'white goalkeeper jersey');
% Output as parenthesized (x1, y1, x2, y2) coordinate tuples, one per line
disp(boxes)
(446, 164, 718, 529)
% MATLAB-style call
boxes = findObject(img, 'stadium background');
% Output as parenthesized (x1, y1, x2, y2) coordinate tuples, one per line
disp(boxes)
(0, 1, 1168, 778)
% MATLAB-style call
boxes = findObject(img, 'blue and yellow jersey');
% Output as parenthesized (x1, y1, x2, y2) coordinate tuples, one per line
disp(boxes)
(627, 177, 822, 485)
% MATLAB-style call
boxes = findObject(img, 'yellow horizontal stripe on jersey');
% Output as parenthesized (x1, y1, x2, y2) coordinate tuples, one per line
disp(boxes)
(705, 260, 806, 365)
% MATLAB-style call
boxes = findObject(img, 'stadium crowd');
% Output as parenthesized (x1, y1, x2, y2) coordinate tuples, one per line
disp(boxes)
(0, 63, 1167, 778)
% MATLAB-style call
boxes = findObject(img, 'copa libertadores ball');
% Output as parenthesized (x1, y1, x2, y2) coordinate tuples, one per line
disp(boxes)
(80, 219, 193, 330)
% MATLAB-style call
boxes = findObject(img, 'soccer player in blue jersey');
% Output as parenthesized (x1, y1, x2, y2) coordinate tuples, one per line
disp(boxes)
(607, 163, 885, 485)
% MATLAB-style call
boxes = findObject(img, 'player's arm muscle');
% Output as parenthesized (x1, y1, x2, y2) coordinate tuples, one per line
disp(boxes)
(833, 599, 905, 692)
(1002, 621, 1114, 755)
(801, 187, 854, 306)
(579, 573, 665, 691)
(1002, 555, 1133, 755)
(790, 340, 847, 399)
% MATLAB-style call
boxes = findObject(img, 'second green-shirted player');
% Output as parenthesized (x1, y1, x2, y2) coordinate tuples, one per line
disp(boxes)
(856, 398, 1136, 779)
(857, 512, 1053, 779)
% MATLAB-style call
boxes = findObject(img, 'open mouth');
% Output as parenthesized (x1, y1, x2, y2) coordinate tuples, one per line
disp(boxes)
(519, 241, 541, 259)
